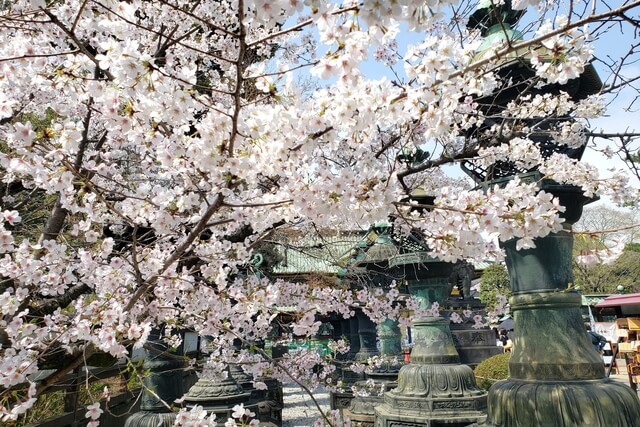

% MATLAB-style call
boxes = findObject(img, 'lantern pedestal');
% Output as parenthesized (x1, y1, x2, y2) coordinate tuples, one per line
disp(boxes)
(182, 370, 259, 426)
(124, 329, 186, 427)
(483, 184, 640, 426)
(484, 291, 640, 427)
(374, 258, 487, 427)
(344, 319, 402, 427)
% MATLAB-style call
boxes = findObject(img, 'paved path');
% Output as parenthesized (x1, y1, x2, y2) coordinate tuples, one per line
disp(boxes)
(278, 374, 638, 426)
(281, 383, 330, 427)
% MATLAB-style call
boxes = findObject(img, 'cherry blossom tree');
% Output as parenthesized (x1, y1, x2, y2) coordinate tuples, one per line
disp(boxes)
(1, 0, 640, 424)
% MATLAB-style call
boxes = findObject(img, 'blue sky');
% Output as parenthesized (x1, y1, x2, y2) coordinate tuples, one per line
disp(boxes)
(278, 2, 640, 197)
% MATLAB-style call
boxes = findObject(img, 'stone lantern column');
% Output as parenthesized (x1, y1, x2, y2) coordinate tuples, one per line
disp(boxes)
(355, 309, 380, 361)
(484, 183, 640, 426)
(124, 329, 186, 427)
(374, 255, 487, 427)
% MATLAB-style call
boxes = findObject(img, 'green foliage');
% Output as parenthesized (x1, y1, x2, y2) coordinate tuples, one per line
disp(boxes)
(573, 249, 640, 294)
(0, 108, 62, 244)
(625, 242, 640, 253)
(5, 376, 129, 427)
(473, 352, 511, 391)
(18, 107, 59, 136)
(479, 264, 511, 311)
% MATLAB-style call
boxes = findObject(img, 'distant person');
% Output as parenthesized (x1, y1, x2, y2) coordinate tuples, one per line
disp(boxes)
(586, 323, 607, 353)
(498, 329, 508, 346)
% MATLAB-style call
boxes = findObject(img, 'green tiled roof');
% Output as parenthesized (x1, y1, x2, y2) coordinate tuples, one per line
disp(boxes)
(270, 232, 365, 275)
(269, 229, 494, 276)
(581, 294, 607, 307)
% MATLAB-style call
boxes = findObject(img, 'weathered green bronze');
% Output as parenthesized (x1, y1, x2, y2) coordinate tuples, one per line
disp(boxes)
(344, 319, 403, 427)
(330, 315, 365, 413)
(374, 254, 487, 427)
(182, 367, 259, 425)
(481, 183, 640, 427)
(355, 310, 381, 361)
(124, 329, 186, 427)
(378, 318, 402, 356)
(462, 0, 640, 424)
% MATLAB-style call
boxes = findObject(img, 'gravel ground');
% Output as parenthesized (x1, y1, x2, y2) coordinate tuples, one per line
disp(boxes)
(281, 383, 330, 427)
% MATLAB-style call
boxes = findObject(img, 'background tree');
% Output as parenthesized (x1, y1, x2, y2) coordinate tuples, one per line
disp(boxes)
(574, 205, 639, 246)
(573, 245, 640, 294)
(479, 264, 512, 313)
(572, 205, 640, 293)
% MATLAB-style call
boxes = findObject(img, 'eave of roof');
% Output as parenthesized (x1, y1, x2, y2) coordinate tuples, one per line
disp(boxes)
(595, 293, 640, 308)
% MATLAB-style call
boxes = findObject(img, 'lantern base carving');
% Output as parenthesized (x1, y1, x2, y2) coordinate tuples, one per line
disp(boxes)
(374, 363, 487, 427)
(482, 378, 640, 427)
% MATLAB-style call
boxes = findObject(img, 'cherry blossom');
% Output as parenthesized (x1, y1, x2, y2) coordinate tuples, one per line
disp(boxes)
(85, 402, 103, 422)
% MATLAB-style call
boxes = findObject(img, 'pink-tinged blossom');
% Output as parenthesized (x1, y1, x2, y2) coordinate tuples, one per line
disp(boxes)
(174, 405, 215, 427)
(11, 122, 35, 146)
(231, 403, 255, 419)
(2, 210, 21, 225)
(450, 312, 463, 323)
(85, 403, 103, 420)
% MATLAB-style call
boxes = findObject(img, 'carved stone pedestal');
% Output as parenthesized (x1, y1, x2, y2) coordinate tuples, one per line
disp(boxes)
(448, 299, 502, 369)
(344, 394, 382, 427)
(330, 367, 364, 412)
(183, 371, 259, 426)
(374, 317, 487, 427)
(343, 370, 398, 427)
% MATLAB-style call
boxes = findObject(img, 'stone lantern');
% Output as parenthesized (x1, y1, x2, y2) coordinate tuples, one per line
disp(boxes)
(366, 202, 487, 427)
(462, 1, 640, 425)
(373, 251, 488, 427)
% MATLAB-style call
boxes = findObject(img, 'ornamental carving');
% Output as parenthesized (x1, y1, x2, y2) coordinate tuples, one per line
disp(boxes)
(471, 332, 485, 344)
(433, 400, 475, 409)
(184, 378, 245, 399)
(337, 398, 352, 408)
(392, 364, 485, 398)
(395, 400, 423, 409)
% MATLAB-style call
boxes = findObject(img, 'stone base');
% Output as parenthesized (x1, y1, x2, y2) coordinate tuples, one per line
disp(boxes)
(373, 363, 487, 427)
(204, 401, 260, 426)
(483, 378, 640, 427)
(330, 367, 365, 411)
(374, 392, 487, 427)
(451, 329, 502, 369)
(253, 378, 283, 426)
(343, 395, 382, 427)
(125, 411, 177, 427)
(330, 389, 355, 412)
(183, 377, 259, 426)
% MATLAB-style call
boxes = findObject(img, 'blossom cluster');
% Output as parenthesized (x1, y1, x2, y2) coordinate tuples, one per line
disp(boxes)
(575, 240, 626, 268)
(174, 403, 258, 427)
(530, 16, 593, 85)
(408, 177, 566, 261)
